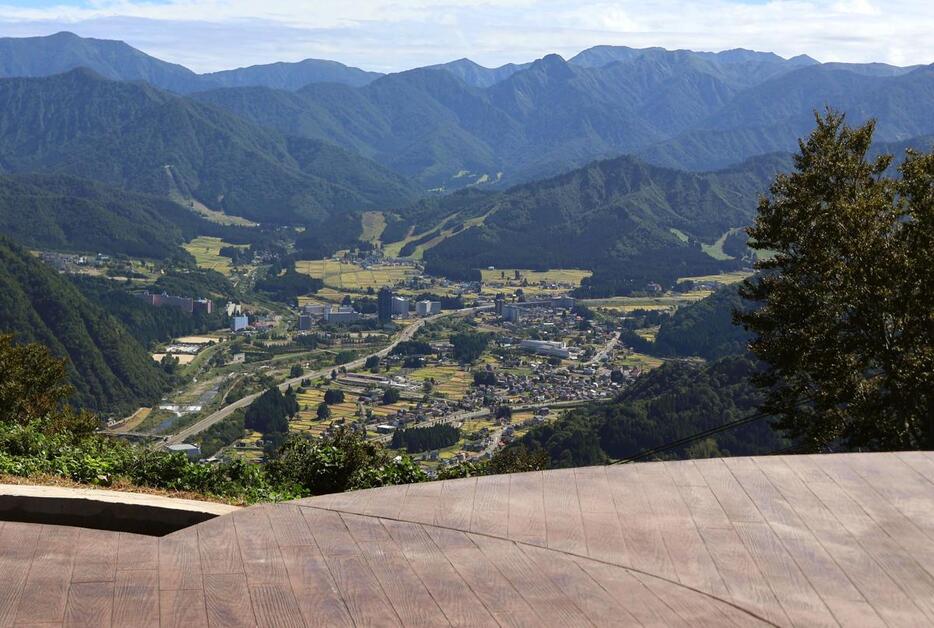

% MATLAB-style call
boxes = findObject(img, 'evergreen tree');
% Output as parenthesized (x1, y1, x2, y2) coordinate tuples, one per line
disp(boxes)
(737, 111, 933, 450)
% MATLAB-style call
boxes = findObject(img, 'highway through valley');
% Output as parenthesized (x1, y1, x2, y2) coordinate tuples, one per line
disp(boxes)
(162, 305, 492, 446)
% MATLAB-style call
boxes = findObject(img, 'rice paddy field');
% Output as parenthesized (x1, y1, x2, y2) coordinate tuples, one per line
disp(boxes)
(677, 270, 753, 285)
(405, 366, 472, 400)
(183, 236, 247, 275)
(479, 268, 592, 286)
(634, 326, 660, 342)
(583, 291, 712, 312)
(295, 259, 418, 291)
(615, 351, 665, 370)
(290, 388, 414, 437)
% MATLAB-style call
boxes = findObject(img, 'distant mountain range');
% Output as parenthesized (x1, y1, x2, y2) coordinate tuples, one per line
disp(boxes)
(0, 31, 382, 92)
(3, 31, 931, 192)
(194, 50, 934, 188)
(0, 68, 418, 233)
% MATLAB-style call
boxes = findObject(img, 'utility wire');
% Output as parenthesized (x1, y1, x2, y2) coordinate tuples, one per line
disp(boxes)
(607, 399, 812, 465)
(607, 407, 777, 464)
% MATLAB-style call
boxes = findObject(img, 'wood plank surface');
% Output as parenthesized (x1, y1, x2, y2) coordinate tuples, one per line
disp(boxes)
(160, 589, 209, 628)
(381, 519, 498, 627)
(113, 569, 160, 628)
(203, 573, 255, 627)
(64, 581, 113, 628)
(2, 453, 934, 627)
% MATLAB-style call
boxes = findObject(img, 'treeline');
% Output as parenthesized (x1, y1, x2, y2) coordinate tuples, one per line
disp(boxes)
(197, 411, 246, 458)
(391, 341, 433, 356)
(616, 283, 753, 361)
(391, 424, 460, 453)
(0, 237, 168, 415)
(651, 283, 753, 360)
(255, 265, 323, 302)
(73, 276, 228, 348)
(451, 332, 490, 363)
(512, 355, 787, 467)
(244, 386, 299, 448)
(152, 268, 238, 301)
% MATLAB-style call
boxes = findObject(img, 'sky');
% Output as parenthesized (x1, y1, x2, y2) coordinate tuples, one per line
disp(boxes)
(0, 0, 931, 73)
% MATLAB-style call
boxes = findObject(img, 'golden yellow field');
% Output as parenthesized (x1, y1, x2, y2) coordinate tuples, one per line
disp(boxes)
(295, 259, 417, 291)
(479, 268, 592, 286)
(583, 291, 712, 312)
(677, 270, 753, 285)
(183, 236, 247, 275)
(291, 388, 414, 437)
(407, 366, 471, 400)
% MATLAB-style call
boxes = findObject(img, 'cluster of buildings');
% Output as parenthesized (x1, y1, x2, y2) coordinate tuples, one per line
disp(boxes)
(299, 303, 361, 328)
(377, 288, 441, 323)
(518, 339, 571, 359)
(496, 294, 576, 323)
(136, 291, 214, 314)
(39, 251, 113, 272)
(467, 362, 618, 407)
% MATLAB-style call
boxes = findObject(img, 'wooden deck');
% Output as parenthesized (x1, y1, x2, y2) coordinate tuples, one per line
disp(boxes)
(0, 452, 932, 626)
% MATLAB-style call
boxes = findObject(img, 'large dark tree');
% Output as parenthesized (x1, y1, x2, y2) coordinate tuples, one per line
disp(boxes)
(736, 111, 933, 451)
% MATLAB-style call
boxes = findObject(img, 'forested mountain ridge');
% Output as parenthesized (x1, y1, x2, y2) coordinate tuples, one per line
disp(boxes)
(0, 69, 419, 233)
(0, 31, 205, 93)
(5, 32, 930, 193)
(638, 64, 934, 169)
(203, 59, 381, 90)
(0, 174, 212, 259)
(419, 153, 788, 293)
(0, 31, 381, 92)
(194, 51, 934, 189)
(0, 237, 168, 414)
(194, 53, 747, 187)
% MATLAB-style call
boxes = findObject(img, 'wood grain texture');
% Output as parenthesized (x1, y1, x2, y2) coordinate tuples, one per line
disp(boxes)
(113, 569, 160, 627)
(203, 573, 254, 627)
(64, 581, 113, 628)
(1, 453, 932, 626)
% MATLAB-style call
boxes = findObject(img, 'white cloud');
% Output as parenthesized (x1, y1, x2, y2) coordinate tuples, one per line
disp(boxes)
(0, 0, 929, 72)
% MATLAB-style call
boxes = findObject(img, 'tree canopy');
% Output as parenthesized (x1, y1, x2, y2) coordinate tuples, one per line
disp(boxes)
(737, 111, 934, 451)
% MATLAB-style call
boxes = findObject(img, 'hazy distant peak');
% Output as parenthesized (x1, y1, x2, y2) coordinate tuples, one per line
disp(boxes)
(423, 57, 533, 87)
(788, 53, 820, 66)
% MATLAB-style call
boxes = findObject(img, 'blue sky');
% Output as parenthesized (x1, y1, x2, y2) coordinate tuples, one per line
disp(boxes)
(0, 1, 930, 72)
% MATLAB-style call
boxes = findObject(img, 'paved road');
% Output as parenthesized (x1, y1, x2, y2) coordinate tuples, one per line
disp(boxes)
(163, 306, 491, 446)
(588, 331, 619, 366)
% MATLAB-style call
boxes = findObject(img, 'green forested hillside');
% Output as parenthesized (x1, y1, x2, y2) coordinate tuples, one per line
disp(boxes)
(203, 58, 381, 90)
(422, 154, 786, 293)
(514, 355, 785, 467)
(0, 69, 418, 236)
(0, 238, 168, 414)
(72, 276, 228, 348)
(652, 283, 753, 359)
(0, 174, 210, 258)
(195, 50, 934, 188)
(639, 65, 934, 170)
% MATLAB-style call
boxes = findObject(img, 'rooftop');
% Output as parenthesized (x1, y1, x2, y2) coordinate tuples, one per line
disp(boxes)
(0, 451, 931, 625)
